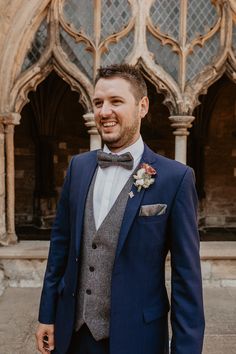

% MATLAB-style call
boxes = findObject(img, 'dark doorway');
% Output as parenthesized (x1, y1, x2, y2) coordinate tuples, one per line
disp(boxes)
(189, 75, 236, 240)
(15, 71, 89, 240)
(141, 79, 174, 159)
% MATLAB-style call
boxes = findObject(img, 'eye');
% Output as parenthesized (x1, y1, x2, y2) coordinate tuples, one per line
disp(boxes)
(112, 99, 122, 106)
(94, 101, 103, 108)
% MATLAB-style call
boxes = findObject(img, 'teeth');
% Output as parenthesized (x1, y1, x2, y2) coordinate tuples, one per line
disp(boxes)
(103, 122, 116, 127)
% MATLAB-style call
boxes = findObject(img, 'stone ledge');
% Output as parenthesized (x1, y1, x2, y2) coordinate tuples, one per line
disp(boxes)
(200, 242, 236, 260)
(0, 241, 236, 293)
(0, 241, 235, 260)
(0, 241, 49, 259)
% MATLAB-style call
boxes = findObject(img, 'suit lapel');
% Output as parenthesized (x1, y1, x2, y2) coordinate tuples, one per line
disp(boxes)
(75, 153, 98, 253)
(115, 144, 157, 261)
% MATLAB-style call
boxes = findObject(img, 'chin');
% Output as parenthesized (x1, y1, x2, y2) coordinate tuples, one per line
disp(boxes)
(101, 134, 120, 145)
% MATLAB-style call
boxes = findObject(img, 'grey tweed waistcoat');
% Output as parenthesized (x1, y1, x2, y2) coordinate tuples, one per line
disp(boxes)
(75, 169, 134, 341)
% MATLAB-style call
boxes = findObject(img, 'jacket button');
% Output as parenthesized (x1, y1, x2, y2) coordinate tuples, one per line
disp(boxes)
(86, 289, 92, 295)
(72, 292, 75, 297)
(89, 266, 95, 272)
(92, 243, 97, 249)
(75, 257, 79, 262)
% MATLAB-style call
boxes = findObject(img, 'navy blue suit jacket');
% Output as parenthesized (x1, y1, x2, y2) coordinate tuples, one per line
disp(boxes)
(39, 144, 205, 354)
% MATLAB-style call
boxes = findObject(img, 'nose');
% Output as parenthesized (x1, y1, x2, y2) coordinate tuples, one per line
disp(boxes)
(99, 102, 112, 117)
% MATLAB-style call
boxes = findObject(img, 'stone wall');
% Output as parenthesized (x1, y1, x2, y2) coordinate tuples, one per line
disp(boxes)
(0, 241, 236, 296)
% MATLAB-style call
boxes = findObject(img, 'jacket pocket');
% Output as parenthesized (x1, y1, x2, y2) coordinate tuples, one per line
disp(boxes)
(143, 301, 170, 323)
(138, 213, 168, 223)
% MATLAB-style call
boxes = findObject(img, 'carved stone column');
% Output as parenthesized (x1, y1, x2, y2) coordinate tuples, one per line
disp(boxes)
(169, 115, 195, 164)
(83, 112, 102, 150)
(3, 113, 21, 244)
(0, 120, 6, 245)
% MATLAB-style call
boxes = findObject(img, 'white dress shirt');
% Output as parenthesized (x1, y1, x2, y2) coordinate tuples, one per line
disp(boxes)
(93, 136, 144, 229)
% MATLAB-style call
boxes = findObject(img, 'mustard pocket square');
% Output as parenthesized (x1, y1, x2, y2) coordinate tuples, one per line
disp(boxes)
(139, 204, 167, 216)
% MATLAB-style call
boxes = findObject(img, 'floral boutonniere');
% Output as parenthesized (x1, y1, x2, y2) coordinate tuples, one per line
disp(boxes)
(133, 163, 157, 192)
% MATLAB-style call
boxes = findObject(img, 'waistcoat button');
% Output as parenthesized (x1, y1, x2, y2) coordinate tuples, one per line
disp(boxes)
(92, 243, 97, 249)
(89, 266, 95, 272)
(86, 289, 92, 295)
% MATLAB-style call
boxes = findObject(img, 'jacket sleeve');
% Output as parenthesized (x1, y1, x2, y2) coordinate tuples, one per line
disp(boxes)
(170, 167, 205, 354)
(38, 157, 74, 324)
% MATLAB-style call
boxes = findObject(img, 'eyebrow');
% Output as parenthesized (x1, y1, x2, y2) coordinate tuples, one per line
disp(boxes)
(93, 95, 124, 103)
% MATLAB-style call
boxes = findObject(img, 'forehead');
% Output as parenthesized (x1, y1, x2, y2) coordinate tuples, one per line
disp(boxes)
(94, 77, 133, 98)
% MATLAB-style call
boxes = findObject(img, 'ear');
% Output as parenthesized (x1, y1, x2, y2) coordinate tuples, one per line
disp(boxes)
(139, 96, 149, 119)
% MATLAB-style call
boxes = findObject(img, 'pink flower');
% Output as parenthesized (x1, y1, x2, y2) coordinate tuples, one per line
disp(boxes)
(140, 163, 156, 176)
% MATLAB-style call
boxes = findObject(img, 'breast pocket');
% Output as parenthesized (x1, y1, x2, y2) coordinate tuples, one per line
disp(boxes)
(138, 213, 168, 224)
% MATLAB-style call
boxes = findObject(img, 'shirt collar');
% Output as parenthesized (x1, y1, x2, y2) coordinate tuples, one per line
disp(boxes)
(103, 135, 144, 161)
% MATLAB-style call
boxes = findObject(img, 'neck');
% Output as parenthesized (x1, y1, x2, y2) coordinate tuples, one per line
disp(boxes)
(106, 135, 140, 153)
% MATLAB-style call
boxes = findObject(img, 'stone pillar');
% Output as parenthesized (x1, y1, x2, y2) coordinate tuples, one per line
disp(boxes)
(83, 112, 102, 151)
(2, 113, 21, 244)
(169, 115, 195, 165)
(0, 121, 6, 245)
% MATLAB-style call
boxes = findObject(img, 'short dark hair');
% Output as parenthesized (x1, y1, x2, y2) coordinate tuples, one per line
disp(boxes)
(95, 64, 147, 102)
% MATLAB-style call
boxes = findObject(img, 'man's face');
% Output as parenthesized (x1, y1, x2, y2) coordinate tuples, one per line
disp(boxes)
(93, 77, 149, 152)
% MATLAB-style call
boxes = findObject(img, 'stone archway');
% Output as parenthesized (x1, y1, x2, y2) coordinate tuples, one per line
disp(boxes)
(190, 75, 236, 240)
(14, 71, 90, 240)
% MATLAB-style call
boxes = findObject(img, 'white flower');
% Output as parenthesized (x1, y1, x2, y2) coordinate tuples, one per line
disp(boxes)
(133, 163, 157, 192)
(136, 168, 145, 179)
(136, 178, 144, 186)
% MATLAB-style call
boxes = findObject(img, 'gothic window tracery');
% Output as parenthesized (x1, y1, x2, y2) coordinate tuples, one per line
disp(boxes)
(16, 0, 236, 114)
(149, 0, 180, 41)
(59, 27, 94, 80)
(186, 0, 218, 42)
(21, 18, 48, 72)
(59, 0, 134, 81)
(63, 0, 94, 40)
(186, 31, 221, 82)
(146, 0, 223, 89)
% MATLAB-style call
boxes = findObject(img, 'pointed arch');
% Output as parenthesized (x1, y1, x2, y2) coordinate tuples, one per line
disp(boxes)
(0, 0, 93, 115)
(11, 55, 93, 115)
(0, 0, 51, 112)
(134, 58, 180, 115)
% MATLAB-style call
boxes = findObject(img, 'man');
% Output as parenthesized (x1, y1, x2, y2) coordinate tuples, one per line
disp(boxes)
(36, 64, 205, 354)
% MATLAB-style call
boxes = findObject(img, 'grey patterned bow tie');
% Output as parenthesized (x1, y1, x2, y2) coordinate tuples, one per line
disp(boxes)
(97, 150, 134, 170)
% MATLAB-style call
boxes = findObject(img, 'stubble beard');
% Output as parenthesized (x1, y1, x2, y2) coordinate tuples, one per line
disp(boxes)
(98, 121, 140, 151)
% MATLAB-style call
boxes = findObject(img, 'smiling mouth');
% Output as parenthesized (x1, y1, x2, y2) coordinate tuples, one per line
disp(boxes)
(102, 122, 117, 127)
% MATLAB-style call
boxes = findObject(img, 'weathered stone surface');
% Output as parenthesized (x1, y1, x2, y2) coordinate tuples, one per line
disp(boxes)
(0, 288, 40, 354)
(200, 241, 236, 259)
(0, 268, 5, 296)
(1, 241, 236, 290)
(211, 260, 236, 280)
(165, 260, 171, 281)
(0, 287, 236, 353)
(0, 211, 6, 238)
(201, 261, 212, 280)
(203, 335, 236, 354)
(203, 287, 236, 335)
(1, 259, 47, 288)
(221, 280, 236, 288)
